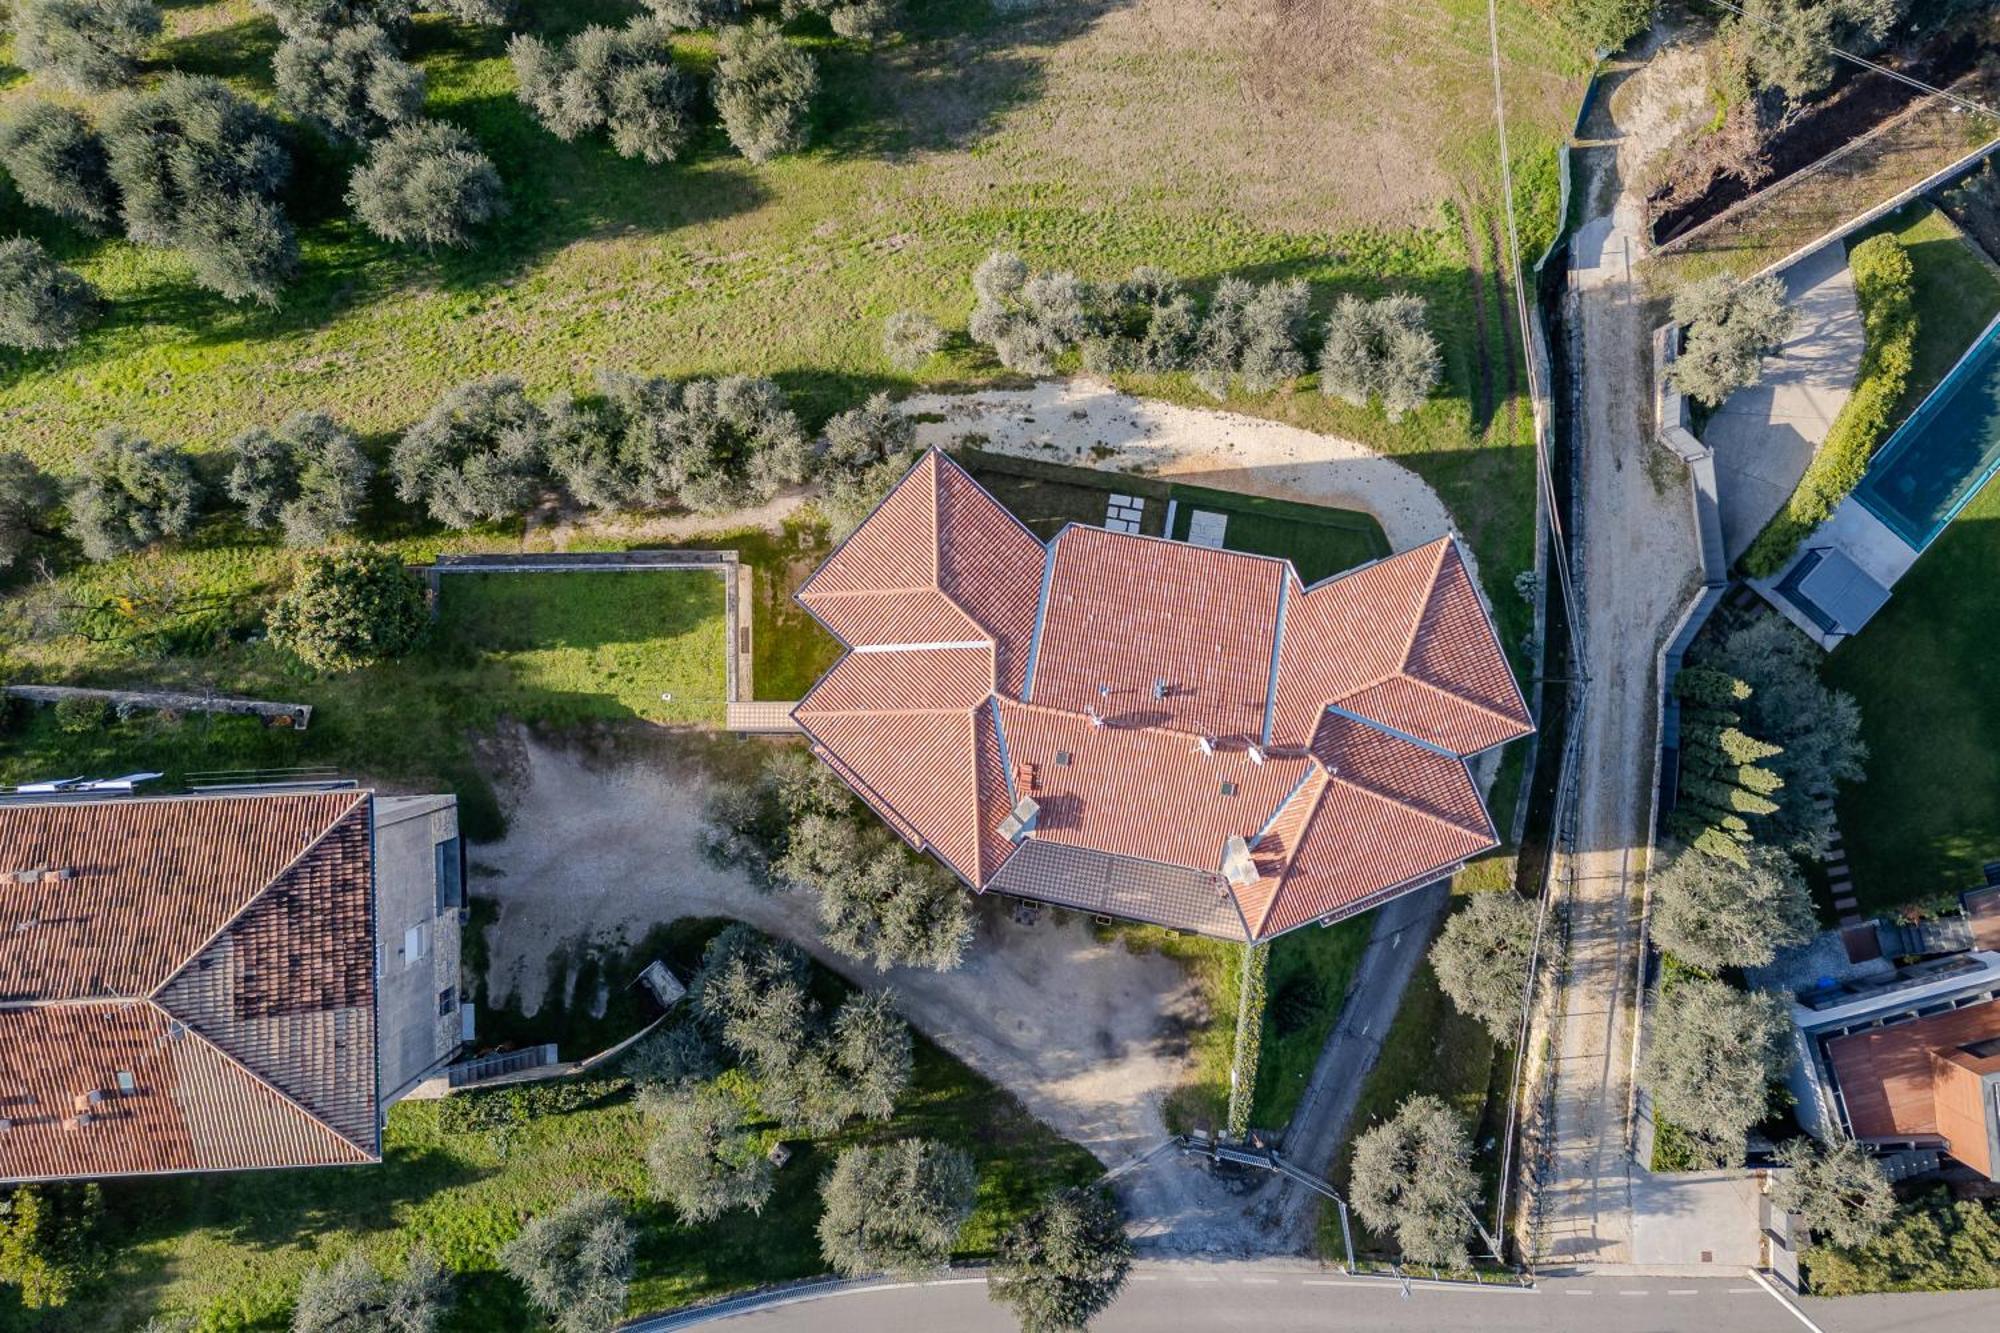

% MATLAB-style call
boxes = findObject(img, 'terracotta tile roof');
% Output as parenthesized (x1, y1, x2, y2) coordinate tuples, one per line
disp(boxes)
(1827, 997, 2000, 1176)
(792, 451, 1533, 942)
(0, 792, 380, 1181)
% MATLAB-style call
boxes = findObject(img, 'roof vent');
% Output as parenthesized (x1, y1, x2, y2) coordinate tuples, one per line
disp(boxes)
(1246, 746, 1267, 766)
(996, 796, 1041, 843)
(7, 865, 73, 886)
(1194, 736, 1214, 757)
(1221, 836, 1257, 888)
(72, 1090, 103, 1115)
(1152, 678, 1170, 701)
(114, 1070, 136, 1095)
(1085, 705, 1104, 730)
(65, 1113, 93, 1131)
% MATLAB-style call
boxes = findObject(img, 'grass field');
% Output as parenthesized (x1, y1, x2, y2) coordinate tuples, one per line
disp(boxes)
(8, 919, 1097, 1333)
(433, 570, 729, 725)
(1166, 483, 1389, 584)
(1822, 206, 2000, 913)
(1249, 918, 1373, 1131)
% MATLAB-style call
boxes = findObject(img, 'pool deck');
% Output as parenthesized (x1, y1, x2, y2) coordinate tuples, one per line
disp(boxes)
(1704, 242, 1864, 562)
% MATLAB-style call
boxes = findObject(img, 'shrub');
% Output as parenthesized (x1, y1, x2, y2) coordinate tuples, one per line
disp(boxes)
(293, 1247, 452, 1333)
(1741, 234, 1915, 576)
(224, 410, 373, 546)
(435, 1077, 626, 1133)
(498, 1191, 632, 1333)
(714, 19, 817, 163)
(52, 695, 110, 734)
(347, 120, 506, 250)
(1804, 1190, 2000, 1296)
(882, 310, 945, 369)
(782, 0, 901, 41)
(65, 427, 201, 561)
(0, 1184, 104, 1310)
(1640, 977, 1789, 1167)
(275, 24, 425, 144)
(817, 1139, 976, 1278)
(1560, 0, 1655, 53)
(988, 1187, 1132, 1333)
(105, 75, 297, 304)
(1317, 292, 1440, 418)
(642, 1083, 774, 1224)
(11, 0, 161, 93)
(510, 19, 698, 165)
(391, 375, 548, 527)
(0, 238, 102, 352)
(1348, 1093, 1478, 1269)
(1772, 1136, 1895, 1251)
(0, 452, 60, 569)
(253, 0, 412, 38)
(1428, 892, 1538, 1044)
(0, 101, 117, 233)
(267, 548, 429, 671)
(1649, 844, 1814, 971)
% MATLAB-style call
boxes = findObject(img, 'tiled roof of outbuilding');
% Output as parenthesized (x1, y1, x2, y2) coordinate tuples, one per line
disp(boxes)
(792, 451, 1532, 941)
(0, 791, 380, 1181)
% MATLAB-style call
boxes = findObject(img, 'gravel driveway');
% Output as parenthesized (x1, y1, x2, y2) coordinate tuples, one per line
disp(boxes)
(472, 726, 1292, 1253)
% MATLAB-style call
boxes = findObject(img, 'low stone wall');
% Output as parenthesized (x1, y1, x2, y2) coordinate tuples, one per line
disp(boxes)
(4, 684, 312, 730)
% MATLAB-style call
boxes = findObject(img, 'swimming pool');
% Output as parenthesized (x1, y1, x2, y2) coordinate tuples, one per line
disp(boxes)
(1854, 314, 2000, 550)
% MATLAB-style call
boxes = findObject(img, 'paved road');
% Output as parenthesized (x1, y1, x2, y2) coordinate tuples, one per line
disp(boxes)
(629, 1265, 1998, 1333)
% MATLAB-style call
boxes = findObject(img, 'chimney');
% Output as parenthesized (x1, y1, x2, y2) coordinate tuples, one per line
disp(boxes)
(1221, 836, 1257, 888)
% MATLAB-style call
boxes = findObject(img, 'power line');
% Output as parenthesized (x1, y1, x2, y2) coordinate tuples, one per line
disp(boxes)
(1702, 0, 2000, 122)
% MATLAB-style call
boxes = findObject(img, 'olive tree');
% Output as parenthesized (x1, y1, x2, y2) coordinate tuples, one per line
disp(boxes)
(988, 1187, 1131, 1333)
(0, 239, 102, 351)
(225, 411, 372, 546)
(510, 19, 699, 164)
(1640, 978, 1790, 1167)
(0, 102, 117, 233)
(714, 19, 816, 163)
(65, 427, 200, 560)
(816, 393, 918, 537)
(623, 1023, 721, 1093)
(498, 1191, 632, 1333)
(348, 121, 505, 250)
(778, 813, 973, 972)
(882, 309, 945, 370)
(267, 548, 429, 671)
(1649, 844, 1815, 971)
(293, 1247, 451, 1333)
(817, 1139, 976, 1278)
(644, 0, 740, 25)
(1668, 274, 1795, 406)
(1188, 276, 1312, 397)
(1318, 292, 1441, 419)
(0, 452, 60, 569)
(642, 1083, 774, 1224)
(105, 75, 297, 304)
(1429, 892, 1538, 1045)
(783, 0, 900, 41)
(626, 375, 809, 514)
(1772, 1136, 1896, 1250)
(391, 375, 548, 527)
(426, 0, 510, 23)
(11, 0, 161, 93)
(275, 24, 425, 144)
(253, 0, 412, 38)
(968, 251, 1096, 374)
(1348, 1094, 1479, 1269)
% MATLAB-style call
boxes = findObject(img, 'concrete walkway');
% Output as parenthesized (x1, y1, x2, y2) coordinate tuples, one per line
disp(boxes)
(1704, 241, 1864, 562)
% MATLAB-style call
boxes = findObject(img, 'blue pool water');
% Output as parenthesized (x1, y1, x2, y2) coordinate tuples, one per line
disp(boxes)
(1854, 316, 2000, 550)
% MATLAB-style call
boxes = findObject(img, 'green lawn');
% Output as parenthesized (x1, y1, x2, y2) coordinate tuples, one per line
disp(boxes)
(1166, 483, 1390, 584)
(955, 449, 1172, 541)
(433, 570, 729, 726)
(1822, 206, 2000, 914)
(6, 919, 1099, 1333)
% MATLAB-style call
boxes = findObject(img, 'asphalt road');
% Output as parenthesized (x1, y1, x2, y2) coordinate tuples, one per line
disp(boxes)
(628, 1265, 1997, 1333)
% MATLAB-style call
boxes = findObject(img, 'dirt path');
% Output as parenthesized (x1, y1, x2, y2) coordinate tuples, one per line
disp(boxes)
(1535, 43, 1703, 1269)
(473, 726, 1295, 1254)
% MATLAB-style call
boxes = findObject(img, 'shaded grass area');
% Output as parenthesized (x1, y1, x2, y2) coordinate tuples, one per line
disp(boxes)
(1166, 483, 1389, 584)
(1317, 861, 1513, 1260)
(8, 918, 1099, 1333)
(1248, 919, 1373, 1131)
(433, 570, 728, 725)
(956, 448, 1170, 540)
(1822, 207, 2000, 913)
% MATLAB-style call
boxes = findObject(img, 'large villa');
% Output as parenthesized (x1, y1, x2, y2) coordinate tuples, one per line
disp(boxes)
(792, 451, 1533, 942)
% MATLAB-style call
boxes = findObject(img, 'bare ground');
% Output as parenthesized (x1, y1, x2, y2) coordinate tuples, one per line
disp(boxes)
(472, 725, 1296, 1254)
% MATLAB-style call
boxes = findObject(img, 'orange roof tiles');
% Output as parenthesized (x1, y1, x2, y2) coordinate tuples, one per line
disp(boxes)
(792, 450, 1533, 942)
(0, 791, 380, 1182)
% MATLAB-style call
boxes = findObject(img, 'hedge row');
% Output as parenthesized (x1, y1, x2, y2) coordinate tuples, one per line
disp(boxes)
(1740, 233, 1916, 578)
(1227, 941, 1270, 1138)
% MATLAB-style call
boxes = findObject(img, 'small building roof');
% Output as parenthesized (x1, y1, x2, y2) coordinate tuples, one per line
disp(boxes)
(0, 791, 381, 1182)
(1825, 996, 2000, 1178)
(792, 451, 1532, 941)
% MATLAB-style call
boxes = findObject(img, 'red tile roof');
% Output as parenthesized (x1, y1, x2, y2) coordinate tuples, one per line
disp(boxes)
(793, 451, 1533, 941)
(0, 791, 380, 1181)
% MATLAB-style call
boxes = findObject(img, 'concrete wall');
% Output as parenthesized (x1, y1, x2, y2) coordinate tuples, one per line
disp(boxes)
(373, 794, 463, 1105)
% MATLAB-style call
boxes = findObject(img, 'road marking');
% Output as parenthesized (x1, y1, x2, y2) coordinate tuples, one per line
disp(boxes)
(1130, 1275, 1159, 1282)
(1750, 1270, 1828, 1332)
(1240, 1277, 1279, 1284)
(1180, 1275, 1220, 1283)
(1563, 1289, 1593, 1296)
(1669, 1289, 1700, 1295)
(1618, 1290, 1648, 1296)
(1727, 1287, 1761, 1294)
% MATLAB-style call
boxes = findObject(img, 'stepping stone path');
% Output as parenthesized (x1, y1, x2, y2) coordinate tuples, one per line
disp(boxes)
(1104, 493, 1147, 533)
(1818, 793, 1862, 924)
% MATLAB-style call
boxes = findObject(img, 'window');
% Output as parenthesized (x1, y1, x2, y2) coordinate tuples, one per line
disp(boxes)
(1055, 751, 1073, 766)
(434, 837, 463, 915)
(114, 1070, 135, 1095)
(438, 986, 458, 1017)
(1220, 781, 1239, 797)
(404, 921, 430, 967)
